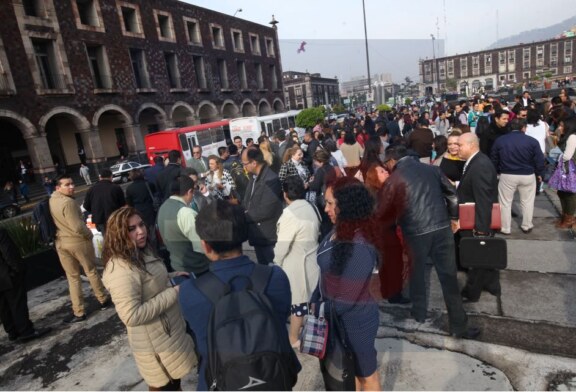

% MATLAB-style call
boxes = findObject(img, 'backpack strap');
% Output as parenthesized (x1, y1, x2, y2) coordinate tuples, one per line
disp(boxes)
(193, 271, 230, 305)
(250, 264, 273, 294)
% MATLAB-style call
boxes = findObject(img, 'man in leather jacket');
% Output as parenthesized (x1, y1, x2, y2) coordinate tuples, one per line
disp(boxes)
(377, 145, 480, 339)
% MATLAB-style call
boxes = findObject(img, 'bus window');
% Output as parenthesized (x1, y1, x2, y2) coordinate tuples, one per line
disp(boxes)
(266, 123, 273, 136)
(187, 135, 197, 148)
(272, 119, 281, 132)
(179, 134, 190, 153)
(211, 127, 225, 143)
(281, 117, 288, 129)
(288, 116, 295, 128)
(260, 122, 266, 136)
(197, 129, 212, 147)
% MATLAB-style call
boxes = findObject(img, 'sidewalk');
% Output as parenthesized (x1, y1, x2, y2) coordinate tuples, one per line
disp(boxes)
(1, 191, 576, 390)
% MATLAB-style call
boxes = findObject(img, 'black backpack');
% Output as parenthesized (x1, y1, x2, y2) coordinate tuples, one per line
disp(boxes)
(194, 264, 298, 391)
(33, 198, 57, 246)
(475, 115, 490, 137)
(229, 161, 249, 202)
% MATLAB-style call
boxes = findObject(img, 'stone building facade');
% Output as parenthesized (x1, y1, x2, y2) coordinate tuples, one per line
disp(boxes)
(419, 36, 575, 96)
(282, 71, 339, 110)
(0, 0, 284, 180)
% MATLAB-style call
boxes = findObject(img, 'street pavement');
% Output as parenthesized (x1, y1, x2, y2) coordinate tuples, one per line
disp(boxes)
(1, 189, 576, 390)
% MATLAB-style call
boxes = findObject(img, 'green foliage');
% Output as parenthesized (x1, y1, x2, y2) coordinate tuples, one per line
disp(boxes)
(0, 216, 50, 258)
(332, 103, 347, 114)
(446, 78, 458, 91)
(295, 107, 325, 128)
(404, 98, 413, 105)
(376, 104, 391, 112)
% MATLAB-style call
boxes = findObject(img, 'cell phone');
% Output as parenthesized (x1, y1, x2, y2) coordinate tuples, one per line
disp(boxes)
(170, 275, 190, 286)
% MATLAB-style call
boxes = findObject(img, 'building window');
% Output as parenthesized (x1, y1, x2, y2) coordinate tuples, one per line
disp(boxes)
(255, 63, 264, 89)
(424, 63, 431, 82)
(485, 78, 494, 90)
(164, 52, 181, 89)
(438, 61, 446, 80)
(499, 51, 506, 66)
(460, 57, 468, 78)
(32, 39, 65, 90)
(217, 59, 229, 89)
(249, 34, 260, 55)
(237, 60, 247, 90)
(74, 0, 100, 27)
(155, 11, 175, 42)
(550, 43, 558, 67)
(231, 29, 244, 52)
(270, 64, 278, 90)
(550, 68, 558, 75)
(564, 65, 572, 74)
(536, 45, 544, 67)
(193, 56, 207, 89)
(523, 47, 531, 69)
(508, 74, 515, 81)
(184, 17, 201, 45)
(129, 48, 150, 89)
(523, 71, 530, 80)
(507, 50, 515, 65)
(565, 41, 573, 63)
(210, 24, 225, 49)
(265, 37, 275, 57)
(484, 54, 492, 73)
(22, 0, 45, 17)
(118, 2, 143, 37)
(472, 56, 479, 76)
(85, 44, 111, 89)
(499, 75, 506, 82)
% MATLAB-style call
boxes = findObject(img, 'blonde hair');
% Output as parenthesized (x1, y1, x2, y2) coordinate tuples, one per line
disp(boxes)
(283, 145, 301, 163)
(258, 139, 274, 166)
(207, 155, 223, 178)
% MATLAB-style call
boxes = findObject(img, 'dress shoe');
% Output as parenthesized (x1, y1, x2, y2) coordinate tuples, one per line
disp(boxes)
(451, 327, 481, 340)
(100, 297, 113, 310)
(387, 293, 411, 304)
(63, 314, 87, 324)
(521, 227, 533, 234)
(498, 231, 511, 236)
(18, 327, 52, 343)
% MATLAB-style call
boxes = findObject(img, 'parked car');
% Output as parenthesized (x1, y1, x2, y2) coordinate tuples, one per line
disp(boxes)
(0, 194, 20, 219)
(110, 161, 151, 183)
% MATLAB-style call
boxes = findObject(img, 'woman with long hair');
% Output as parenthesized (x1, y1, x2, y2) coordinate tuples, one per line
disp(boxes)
(312, 177, 381, 391)
(279, 145, 311, 185)
(102, 207, 196, 391)
(258, 135, 281, 173)
(554, 117, 576, 229)
(205, 155, 235, 199)
(433, 130, 465, 184)
(359, 137, 383, 180)
(340, 130, 364, 177)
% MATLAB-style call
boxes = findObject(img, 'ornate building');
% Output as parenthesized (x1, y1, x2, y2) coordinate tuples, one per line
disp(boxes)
(0, 0, 284, 180)
(282, 71, 339, 110)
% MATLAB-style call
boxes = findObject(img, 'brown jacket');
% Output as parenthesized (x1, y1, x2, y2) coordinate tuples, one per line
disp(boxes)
(49, 191, 92, 243)
(103, 252, 196, 387)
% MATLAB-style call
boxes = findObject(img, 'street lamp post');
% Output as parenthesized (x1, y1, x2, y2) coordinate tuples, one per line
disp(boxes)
(362, 0, 372, 109)
(431, 34, 440, 97)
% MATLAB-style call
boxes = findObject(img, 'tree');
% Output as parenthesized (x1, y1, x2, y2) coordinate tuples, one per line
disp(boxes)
(295, 107, 324, 128)
(332, 103, 347, 114)
(376, 104, 391, 112)
(404, 98, 412, 105)
(446, 78, 457, 92)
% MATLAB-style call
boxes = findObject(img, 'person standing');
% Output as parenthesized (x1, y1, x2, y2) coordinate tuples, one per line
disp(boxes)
(491, 118, 545, 234)
(77, 147, 87, 165)
(378, 145, 479, 339)
(83, 168, 125, 235)
(79, 164, 91, 185)
(102, 207, 196, 391)
(49, 174, 111, 323)
(554, 118, 576, 229)
(156, 150, 185, 203)
(0, 228, 52, 342)
(241, 147, 283, 265)
(188, 146, 210, 178)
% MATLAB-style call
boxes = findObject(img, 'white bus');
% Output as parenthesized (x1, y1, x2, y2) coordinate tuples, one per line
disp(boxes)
(229, 110, 305, 143)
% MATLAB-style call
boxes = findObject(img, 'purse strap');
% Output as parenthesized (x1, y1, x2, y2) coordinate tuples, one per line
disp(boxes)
(144, 181, 154, 201)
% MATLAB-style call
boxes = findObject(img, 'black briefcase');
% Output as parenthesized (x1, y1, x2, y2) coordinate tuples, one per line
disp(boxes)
(459, 237, 507, 269)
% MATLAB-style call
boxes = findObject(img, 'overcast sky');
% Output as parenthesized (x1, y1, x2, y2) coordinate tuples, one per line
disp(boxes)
(184, 0, 575, 82)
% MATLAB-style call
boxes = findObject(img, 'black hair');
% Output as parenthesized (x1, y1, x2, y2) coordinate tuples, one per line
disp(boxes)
(275, 129, 286, 141)
(154, 156, 164, 165)
(233, 136, 242, 142)
(526, 108, 541, 126)
(168, 149, 181, 163)
(195, 199, 248, 254)
(257, 135, 268, 144)
(282, 175, 306, 201)
(246, 138, 254, 144)
(510, 118, 527, 131)
(434, 135, 448, 156)
(54, 173, 72, 186)
(385, 144, 408, 161)
(245, 146, 265, 164)
(343, 130, 356, 145)
(100, 168, 112, 178)
(171, 175, 195, 196)
(218, 146, 228, 156)
(494, 108, 508, 119)
(228, 144, 238, 155)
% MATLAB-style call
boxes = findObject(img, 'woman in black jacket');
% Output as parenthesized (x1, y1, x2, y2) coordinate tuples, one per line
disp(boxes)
(125, 169, 156, 229)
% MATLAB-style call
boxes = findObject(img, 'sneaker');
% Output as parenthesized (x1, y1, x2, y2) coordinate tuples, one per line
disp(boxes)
(63, 314, 86, 324)
(18, 327, 52, 343)
(100, 298, 112, 310)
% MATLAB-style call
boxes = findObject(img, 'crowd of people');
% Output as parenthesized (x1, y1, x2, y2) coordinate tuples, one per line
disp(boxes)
(1, 88, 576, 391)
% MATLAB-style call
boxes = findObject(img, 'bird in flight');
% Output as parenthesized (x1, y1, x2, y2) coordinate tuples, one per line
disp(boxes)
(297, 41, 307, 53)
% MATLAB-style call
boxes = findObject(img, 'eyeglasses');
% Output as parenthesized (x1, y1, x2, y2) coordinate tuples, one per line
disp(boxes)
(242, 161, 251, 166)
(193, 151, 201, 154)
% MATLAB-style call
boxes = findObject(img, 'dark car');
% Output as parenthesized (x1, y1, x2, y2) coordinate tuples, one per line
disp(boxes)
(0, 194, 20, 219)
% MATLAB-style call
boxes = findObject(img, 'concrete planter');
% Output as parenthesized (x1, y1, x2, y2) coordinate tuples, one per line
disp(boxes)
(24, 248, 64, 291)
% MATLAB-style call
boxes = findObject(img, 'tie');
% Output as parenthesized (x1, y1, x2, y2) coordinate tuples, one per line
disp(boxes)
(200, 159, 206, 171)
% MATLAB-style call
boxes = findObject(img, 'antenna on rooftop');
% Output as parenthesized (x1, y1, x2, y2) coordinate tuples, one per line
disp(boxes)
(496, 9, 499, 47)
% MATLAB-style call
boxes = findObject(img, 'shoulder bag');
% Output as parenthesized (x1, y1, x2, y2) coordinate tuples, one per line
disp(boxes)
(548, 153, 576, 193)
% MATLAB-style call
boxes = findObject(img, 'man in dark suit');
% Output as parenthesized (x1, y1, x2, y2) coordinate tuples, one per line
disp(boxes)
(241, 147, 283, 265)
(457, 133, 501, 302)
(83, 168, 126, 235)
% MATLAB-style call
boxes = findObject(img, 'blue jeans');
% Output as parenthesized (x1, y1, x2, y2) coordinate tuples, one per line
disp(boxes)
(405, 227, 468, 334)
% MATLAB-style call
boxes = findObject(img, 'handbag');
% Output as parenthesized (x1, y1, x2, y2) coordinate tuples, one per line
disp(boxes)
(459, 203, 502, 230)
(299, 302, 329, 359)
(319, 301, 356, 391)
(548, 154, 576, 193)
(144, 182, 161, 211)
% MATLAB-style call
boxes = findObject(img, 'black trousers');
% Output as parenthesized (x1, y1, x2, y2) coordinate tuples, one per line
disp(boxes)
(0, 271, 34, 339)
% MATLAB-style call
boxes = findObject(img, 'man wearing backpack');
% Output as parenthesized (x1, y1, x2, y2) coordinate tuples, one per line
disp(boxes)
(179, 200, 300, 391)
(50, 174, 111, 323)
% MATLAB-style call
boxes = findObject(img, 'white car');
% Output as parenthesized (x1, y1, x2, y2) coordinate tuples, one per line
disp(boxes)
(110, 161, 151, 183)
